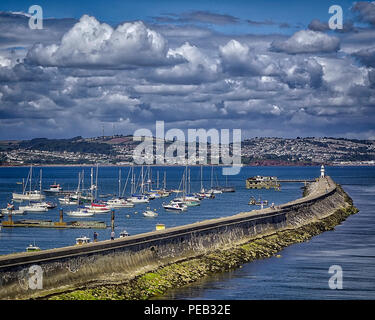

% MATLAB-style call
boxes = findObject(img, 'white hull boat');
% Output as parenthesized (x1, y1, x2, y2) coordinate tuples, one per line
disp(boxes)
(1, 208, 25, 215)
(19, 204, 48, 213)
(85, 203, 111, 213)
(162, 201, 187, 211)
(129, 195, 149, 204)
(142, 210, 158, 217)
(59, 197, 78, 205)
(106, 198, 134, 208)
(12, 191, 45, 201)
(67, 208, 94, 217)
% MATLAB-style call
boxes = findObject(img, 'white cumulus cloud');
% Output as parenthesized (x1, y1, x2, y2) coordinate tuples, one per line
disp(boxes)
(26, 15, 184, 68)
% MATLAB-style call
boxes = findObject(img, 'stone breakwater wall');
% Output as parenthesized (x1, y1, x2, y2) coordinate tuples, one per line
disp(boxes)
(0, 177, 351, 299)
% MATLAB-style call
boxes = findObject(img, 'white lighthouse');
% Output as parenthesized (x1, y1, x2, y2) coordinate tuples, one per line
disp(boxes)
(320, 165, 325, 178)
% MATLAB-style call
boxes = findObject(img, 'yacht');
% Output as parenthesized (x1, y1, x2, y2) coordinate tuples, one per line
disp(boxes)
(43, 184, 64, 195)
(85, 202, 111, 213)
(19, 203, 48, 213)
(12, 166, 45, 201)
(142, 208, 158, 217)
(13, 190, 45, 201)
(1, 203, 25, 215)
(128, 194, 150, 204)
(106, 198, 134, 208)
(59, 196, 78, 205)
(66, 207, 94, 217)
(162, 200, 187, 211)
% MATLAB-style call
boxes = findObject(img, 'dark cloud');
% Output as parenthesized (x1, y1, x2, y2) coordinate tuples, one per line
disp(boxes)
(153, 11, 239, 25)
(352, 1, 375, 25)
(308, 18, 355, 33)
(352, 46, 375, 67)
(247, 19, 291, 29)
(308, 19, 330, 32)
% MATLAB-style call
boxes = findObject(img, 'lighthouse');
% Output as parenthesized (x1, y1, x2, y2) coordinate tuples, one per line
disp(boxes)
(320, 165, 325, 178)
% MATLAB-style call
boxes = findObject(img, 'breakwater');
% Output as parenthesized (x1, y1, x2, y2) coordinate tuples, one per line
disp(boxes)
(0, 176, 358, 299)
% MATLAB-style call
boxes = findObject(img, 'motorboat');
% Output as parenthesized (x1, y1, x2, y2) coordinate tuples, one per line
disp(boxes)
(19, 203, 48, 213)
(85, 202, 111, 213)
(206, 188, 222, 194)
(66, 207, 94, 217)
(75, 236, 91, 245)
(43, 184, 64, 195)
(106, 198, 134, 208)
(142, 208, 158, 217)
(1, 203, 25, 215)
(128, 194, 149, 204)
(162, 201, 187, 211)
(37, 201, 57, 209)
(59, 196, 78, 205)
(26, 243, 41, 252)
(120, 230, 130, 238)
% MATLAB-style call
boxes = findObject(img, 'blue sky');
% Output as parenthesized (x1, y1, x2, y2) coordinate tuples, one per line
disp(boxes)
(0, 1, 375, 140)
(0, 0, 356, 32)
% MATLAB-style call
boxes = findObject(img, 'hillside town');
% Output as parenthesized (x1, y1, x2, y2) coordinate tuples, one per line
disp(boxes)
(0, 136, 374, 166)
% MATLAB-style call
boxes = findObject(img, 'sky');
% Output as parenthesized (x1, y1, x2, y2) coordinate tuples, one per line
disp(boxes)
(0, 0, 375, 140)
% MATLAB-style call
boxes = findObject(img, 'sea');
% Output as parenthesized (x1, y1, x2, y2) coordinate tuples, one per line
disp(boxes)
(0, 165, 374, 300)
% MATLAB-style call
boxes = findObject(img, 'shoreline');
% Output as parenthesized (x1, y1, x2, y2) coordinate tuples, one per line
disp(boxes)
(1, 164, 374, 168)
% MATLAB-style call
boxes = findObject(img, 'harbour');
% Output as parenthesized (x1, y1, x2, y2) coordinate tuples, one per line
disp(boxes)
(0, 164, 361, 299)
(0, 165, 318, 254)
(0, 165, 373, 300)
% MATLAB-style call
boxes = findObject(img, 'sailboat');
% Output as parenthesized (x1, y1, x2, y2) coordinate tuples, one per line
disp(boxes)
(105, 169, 134, 208)
(1, 202, 25, 215)
(128, 166, 149, 204)
(85, 165, 111, 213)
(206, 166, 222, 194)
(12, 166, 45, 201)
(66, 207, 94, 217)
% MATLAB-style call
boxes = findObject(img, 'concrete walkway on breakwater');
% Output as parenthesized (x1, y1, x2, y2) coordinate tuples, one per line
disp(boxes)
(0, 176, 346, 299)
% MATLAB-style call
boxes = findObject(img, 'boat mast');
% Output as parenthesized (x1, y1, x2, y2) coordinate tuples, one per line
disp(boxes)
(141, 165, 144, 194)
(30, 165, 33, 194)
(131, 165, 134, 195)
(95, 163, 98, 199)
(90, 167, 94, 199)
(39, 169, 42, 194)
(200, 165, 204, 192)
(118, 168, 121, 198)
(163, 171, 166, 190)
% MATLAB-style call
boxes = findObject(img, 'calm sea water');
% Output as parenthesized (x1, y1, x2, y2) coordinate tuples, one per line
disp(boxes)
(0, 166, 374, 299)
(159, 166, 375, 300)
